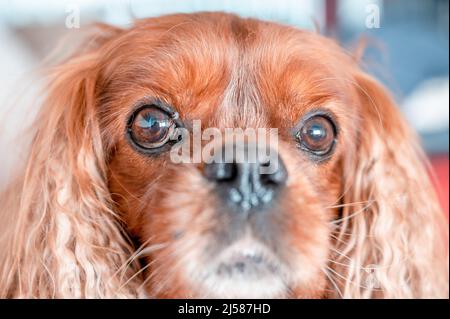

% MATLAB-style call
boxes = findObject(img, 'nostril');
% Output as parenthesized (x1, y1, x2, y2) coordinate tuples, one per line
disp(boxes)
(260, 161, 275, 185)
(259, 157, 287, 186)
(260, 160, 271, 168)
(203, 162, 238, 182)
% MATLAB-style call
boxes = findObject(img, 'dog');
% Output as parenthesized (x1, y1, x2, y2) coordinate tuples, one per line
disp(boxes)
(0, 12, 448, 298)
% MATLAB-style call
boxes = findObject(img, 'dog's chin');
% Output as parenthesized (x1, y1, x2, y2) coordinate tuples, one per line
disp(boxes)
(197, 237, 290, 298)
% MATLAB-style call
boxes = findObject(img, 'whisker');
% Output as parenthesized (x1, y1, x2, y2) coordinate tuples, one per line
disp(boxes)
(135, 256, 167, 294)
(329, 233, 349, 245)
(118, 259, 153, 291)
(321, 267, 343, 298)
(116, 239, 169, 290)
(121, 242, 168, 280)
(118, 246, 170, 293)
(114, 236, 154, 280)
(327, 258, 372, 270)
(330, 200, 375, 225)
(329, 247, 354, 262)
(328, 258, 352, 268)
(140, 257, 177, 295)
(326, 266, 375, 290)
(326, 199, 375, 209)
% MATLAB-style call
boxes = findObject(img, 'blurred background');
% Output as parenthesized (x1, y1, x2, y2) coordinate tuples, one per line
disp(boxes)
(0, 0, 448, 216)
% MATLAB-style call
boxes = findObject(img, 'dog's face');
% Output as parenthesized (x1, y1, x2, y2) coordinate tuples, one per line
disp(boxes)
(101, 13, 362, 298)
(0, 11, 446, 300)
(103, 14, 357, 298)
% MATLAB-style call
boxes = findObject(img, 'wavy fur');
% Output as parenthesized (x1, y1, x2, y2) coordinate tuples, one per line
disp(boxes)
(0, 13, 448, 298)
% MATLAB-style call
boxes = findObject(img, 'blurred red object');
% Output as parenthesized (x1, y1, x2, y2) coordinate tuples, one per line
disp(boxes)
(430, 155, 449, 220)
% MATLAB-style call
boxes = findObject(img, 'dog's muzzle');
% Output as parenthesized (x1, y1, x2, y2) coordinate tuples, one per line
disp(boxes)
(203, 142, 287, 213)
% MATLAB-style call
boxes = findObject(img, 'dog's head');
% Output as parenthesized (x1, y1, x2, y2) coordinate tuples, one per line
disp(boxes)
(1, 12, 447, 298)
(105, 13, 355, 298)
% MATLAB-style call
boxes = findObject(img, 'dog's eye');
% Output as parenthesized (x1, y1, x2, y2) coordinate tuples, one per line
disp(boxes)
(296, 115, 336, 156)
(128, 106, 176, 149)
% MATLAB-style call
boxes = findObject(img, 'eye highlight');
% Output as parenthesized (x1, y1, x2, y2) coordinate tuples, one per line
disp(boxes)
(126, 104, 180, 152)
(295, 114, 336, 157)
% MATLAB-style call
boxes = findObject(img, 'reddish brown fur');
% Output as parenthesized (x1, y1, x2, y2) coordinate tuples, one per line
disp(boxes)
(0, 12, 447, 298)
(105, 13, 351, 298)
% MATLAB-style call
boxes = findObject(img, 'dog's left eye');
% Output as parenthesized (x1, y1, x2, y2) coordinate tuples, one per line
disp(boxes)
(295, 115, 336, 157)
(127, 106, 177, 150)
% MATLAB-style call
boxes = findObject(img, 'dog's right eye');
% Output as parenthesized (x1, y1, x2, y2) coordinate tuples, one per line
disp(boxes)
(127, 105, 177, 150)
(295, 113, 337, 159)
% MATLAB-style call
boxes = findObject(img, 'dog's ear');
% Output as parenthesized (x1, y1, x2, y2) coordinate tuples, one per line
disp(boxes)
(0, 25, 143, 298)
(330, 71, 448, 298)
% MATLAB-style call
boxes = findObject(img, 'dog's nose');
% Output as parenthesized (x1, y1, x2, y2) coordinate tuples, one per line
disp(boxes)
(203, 149, 287, 212)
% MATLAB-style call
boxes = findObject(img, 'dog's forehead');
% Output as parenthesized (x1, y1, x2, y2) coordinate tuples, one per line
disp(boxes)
(100, 14, 354, 129)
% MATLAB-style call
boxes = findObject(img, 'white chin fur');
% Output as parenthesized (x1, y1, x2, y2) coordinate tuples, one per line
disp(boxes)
(204, 273, 287, 299)
(188, 236, 289, 298)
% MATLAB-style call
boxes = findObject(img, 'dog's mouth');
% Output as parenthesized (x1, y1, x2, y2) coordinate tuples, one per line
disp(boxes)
(200, 237, 289, 298)
(215, 244, 279, 278)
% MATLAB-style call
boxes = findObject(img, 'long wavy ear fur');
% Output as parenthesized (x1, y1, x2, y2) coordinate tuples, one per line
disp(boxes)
(1, 21, 447, 300)
(330, 71, 449, 298)
(0, 25, 143, 298)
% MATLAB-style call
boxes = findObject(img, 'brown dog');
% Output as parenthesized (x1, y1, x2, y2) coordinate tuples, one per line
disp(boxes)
(0, 12, 447, 298)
